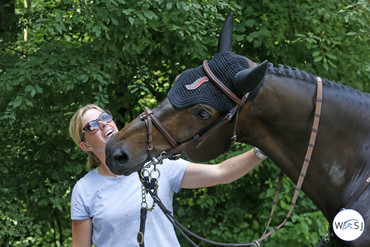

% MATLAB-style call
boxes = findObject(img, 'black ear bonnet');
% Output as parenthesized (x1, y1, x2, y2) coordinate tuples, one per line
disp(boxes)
(168, 51, 263, 113)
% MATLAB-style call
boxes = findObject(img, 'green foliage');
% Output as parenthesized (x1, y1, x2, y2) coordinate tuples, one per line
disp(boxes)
(232, 0, 369, 91)
(0, 0, 368, 246)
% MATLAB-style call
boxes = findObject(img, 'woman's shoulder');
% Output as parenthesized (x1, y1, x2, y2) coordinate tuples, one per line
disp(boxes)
(73, 170, 99, 190)
(158, 158, 189, 180)
(161, 158, 189, 172)
(162, 158, 189, 167)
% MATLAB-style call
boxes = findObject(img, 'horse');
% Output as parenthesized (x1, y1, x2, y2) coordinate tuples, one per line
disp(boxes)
(105, 14, 370, 246)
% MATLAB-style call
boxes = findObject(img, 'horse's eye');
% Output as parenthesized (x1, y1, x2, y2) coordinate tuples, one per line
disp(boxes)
(198, 110, 210, 120)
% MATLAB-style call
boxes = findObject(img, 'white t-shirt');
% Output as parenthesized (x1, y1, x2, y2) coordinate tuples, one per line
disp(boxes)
(71, 158, 189, 247)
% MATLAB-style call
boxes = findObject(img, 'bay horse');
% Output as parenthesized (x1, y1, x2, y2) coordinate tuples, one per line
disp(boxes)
(105, 14, 370, 246)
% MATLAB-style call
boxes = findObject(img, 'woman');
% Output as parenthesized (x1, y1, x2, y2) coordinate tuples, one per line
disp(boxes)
(69, 104, 267, 247)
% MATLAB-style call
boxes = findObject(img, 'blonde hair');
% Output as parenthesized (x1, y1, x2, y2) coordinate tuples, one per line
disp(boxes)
(69, 104, 104, 170)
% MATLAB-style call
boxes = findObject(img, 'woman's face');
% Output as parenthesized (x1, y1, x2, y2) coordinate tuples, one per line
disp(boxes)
(80, 109, 119, 152)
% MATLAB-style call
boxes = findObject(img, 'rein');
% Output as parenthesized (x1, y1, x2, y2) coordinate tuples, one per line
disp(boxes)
(256, 76, 323, 242)
(347, 175, 370, 207)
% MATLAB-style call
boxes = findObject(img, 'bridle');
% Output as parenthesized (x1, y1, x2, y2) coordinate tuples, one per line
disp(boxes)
(136, 59, 328, 246)
(139, 59, 252, 167)
(137, 60, 370, 246)
(138, 63, 324, 246)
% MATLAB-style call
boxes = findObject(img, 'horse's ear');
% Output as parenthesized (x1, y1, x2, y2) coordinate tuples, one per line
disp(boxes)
(235, 60, 268, 94)
(217, 13, 233, 53)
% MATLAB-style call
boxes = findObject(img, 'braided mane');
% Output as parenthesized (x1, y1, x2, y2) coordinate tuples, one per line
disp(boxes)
(267, 63, 369, 98)
(267, 63, 316, 82)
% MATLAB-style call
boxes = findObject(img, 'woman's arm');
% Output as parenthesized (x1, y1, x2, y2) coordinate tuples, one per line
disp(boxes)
(180, 148, 264, 189)
(72, 218, 93, 247)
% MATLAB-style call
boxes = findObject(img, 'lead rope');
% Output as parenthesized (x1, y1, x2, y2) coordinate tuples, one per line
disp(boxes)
(137, 166, 160, 247)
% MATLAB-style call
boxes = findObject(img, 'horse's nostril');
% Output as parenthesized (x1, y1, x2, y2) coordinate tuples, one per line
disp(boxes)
(112, 150, 128, 167)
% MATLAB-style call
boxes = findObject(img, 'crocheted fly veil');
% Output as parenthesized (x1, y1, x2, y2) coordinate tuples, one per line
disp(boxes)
(168, 51, 262, 113)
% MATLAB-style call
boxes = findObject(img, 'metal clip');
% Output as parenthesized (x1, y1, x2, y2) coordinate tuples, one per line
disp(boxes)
(230, 135, 237, 147)
(151, 156, 159, 164)
(253, 240, 260, 247)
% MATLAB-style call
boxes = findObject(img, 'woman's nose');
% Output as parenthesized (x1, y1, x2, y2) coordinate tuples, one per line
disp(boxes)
(99, 121, 107, 129)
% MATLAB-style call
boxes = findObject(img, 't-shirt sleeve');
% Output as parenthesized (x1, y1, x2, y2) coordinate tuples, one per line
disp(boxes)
(70, 182, 90, 220)
(162, 158, 189, 193)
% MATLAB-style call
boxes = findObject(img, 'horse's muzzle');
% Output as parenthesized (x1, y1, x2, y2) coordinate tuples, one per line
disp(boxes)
(105, 136, 132, 176)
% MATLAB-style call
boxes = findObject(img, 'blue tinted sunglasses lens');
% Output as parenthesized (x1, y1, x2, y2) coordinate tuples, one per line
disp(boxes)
(83, 121, 99, 133)
(99, 111, 113, 123)
(83, 111, 113, 134)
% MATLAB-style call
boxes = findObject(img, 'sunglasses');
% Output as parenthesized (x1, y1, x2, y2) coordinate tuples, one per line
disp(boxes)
(82, 110, 113, 134)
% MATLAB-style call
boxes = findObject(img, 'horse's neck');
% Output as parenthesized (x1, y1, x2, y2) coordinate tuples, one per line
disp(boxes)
(241, 74, 317, 162)
(239, 73, 370, 220)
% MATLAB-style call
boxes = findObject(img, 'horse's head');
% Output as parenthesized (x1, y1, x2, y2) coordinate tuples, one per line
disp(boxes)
(106, 13, 268, 175)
